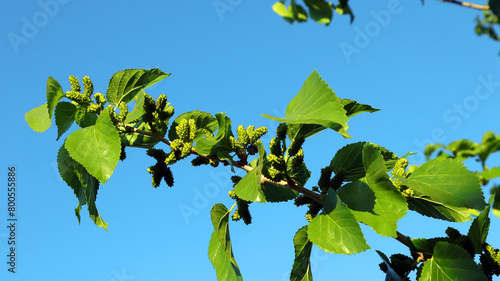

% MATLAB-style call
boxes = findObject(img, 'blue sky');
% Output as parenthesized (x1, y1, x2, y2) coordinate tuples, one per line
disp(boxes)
(1, 1, 500, 280)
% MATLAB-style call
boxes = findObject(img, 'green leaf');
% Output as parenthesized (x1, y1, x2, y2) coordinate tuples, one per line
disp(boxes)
(262, 182, 298, 203)
(482, 167, 500, 181)
(337, 180, 376, 214)
(65, 107, 121, 184)
(195, 113, 234, 163)
(407, 197, 474, 222)
(106, 68, 170, 106)
(335, 0, 354, 23)
(46, 77, 65, 119)
(308, 188, 369, 254)
(57, 144, 108, 230)
(445, 139, 478, 158)
(25, 103, 52, 132)
(287, 161, 311, 187)
(54, 102, 77, 140)
(208, 204, 243, 281)
(120, 118, 167, 148)
(262, 70, 351, 138)
(424, 143, 442, 160)
(356, 143, 408, 237)
(493, 188, 500, 219)
(478, 133, 500, 162)
(330, 142, 366, 182)
(399, 158, 486, 210)
(124, 91, 145, 124)
(290, 1, 308, 22)
(340, 99, 380, 118)
(490, 0, 500, 18)
(290, 226, 313, 281)
(75, 104, 97, 128)
(468, 206, 490, 254)
(419, 242, 488, 281)
(168, 110, 217, 141)
(273, 2, 295, 23)
(411, 238, 448, 256)
(304, 0, 333, 25)
(234, 144, 266, 203)
(376, 251, 405, 281)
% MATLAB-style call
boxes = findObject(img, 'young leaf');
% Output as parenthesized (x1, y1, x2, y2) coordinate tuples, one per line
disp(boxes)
(65, 107, 121, 184)
(26, 103, 52, 132)
(330, 142, 366, 182)
(303, 0, 333, 25)
(195, 113, 234, 163)
(106, 68, 170, 106)
(208, 204, 243, 281)
(482, 167, 500, 182)
(54, 101, 77, 140)
(398, 158, 486, 210)
(290, 226, 313, 281)
(340, 99, 380, 118)
(376, 251, 406, 281)
(124, 91, 145, 124)
(357, 143, 408, 237)
(419, 242, 488, 281)
(168, 110, 217, 141)
(307, 188, 370, 254)
(46, 76, 65, 119)
(234, 144, 266, 203)
(261, 70, 350, 138)
(468, 206, 491, 254)
(272, 2, 295, 23)
(75, 105, 97, 128)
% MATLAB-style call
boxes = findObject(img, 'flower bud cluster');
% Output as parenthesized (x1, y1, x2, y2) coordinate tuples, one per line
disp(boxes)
(146, 148, 174, 188)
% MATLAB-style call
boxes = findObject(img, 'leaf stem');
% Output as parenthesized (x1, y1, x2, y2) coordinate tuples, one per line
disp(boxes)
(439, 0, 489, 10)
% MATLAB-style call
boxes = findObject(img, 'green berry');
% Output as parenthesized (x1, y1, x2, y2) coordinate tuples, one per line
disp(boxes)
(69, 75, 81, 92)
(82, 76, 93, 98)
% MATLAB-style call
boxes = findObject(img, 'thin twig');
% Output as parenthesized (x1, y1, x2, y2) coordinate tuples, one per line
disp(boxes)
(440, 0, 489, 10)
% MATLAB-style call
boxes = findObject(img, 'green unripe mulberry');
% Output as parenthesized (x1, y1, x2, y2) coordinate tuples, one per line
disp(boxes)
(94, 92, 106, 105)
(66, 91, 91, 104)
(276, 123, 287, 140)
(237, 125, 249, 145)
(288, 136, 305, 157)
(118, 102, 128, 122)
(82, 76, 93, 98)
(69, 75, 81, 92)
(156, 94, 167, 112)
(269, 137, 282, 156)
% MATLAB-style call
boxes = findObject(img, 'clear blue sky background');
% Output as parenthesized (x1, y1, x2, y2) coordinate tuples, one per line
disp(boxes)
(1, 1, 500, 280)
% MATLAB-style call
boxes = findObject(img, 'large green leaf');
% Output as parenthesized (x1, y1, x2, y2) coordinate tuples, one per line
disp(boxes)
(65, 107, 121, 184)
(58, 144, 108, 230)
(330, 142, 366, 182)
(407, 197, 474, 222)
(376, 251, 406, 281)
(419, 242, 488, 281)
(398, 158, 486, 210)
(262, 70, 350, 138)
(340, 99, 380, 118)
(25, 103, 52, 132)
(208, 204, 243, 281)
(468, 206, 490, 254)
(307, 188, 369, 254)
(355, 143, 408, 237)
(106, 68, 170, 106)
(303, 0, 333, 25)
(46, 77, 65, 119)
(290, 226, 313, 281)
(54, 101, 77, 140)
(234, 144, 266, 203)
(168, 110, 217, 141)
